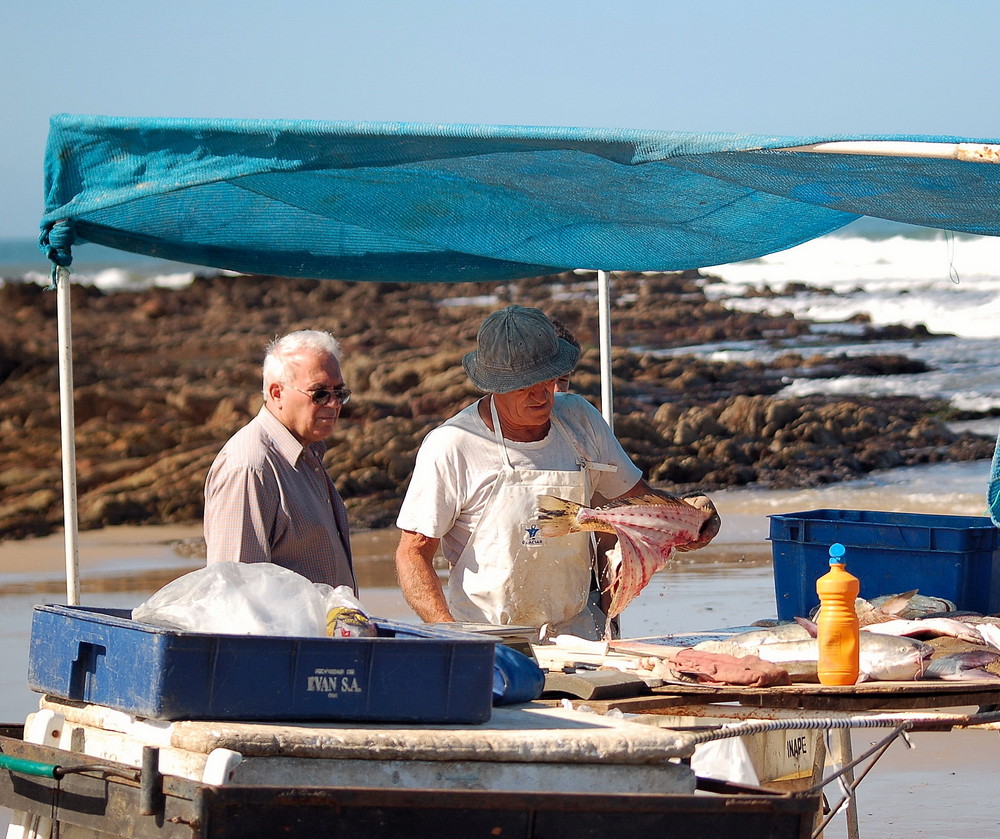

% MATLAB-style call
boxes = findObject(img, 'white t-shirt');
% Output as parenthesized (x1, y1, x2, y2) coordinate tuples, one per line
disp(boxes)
(396, 393, 642, 565)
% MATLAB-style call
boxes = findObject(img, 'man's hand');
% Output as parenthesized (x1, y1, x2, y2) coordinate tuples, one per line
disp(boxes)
(611, 480, 720, 552)
(676, 494, 721, 552)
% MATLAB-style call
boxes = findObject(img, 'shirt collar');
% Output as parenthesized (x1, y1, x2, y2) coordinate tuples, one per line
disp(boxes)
(257, 405, 326, 466)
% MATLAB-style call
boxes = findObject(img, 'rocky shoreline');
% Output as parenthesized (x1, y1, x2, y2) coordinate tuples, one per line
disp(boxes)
(0, 269, 994, 540)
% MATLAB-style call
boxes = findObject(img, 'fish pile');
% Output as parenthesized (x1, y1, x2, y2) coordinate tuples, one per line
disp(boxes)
(854, 590, 958, 623)
(695, 591, 1000, 684)
(534, 493, 710, 621)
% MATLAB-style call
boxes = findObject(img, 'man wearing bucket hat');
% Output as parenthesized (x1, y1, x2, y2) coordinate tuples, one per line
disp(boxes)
(395, 305, 720, 640)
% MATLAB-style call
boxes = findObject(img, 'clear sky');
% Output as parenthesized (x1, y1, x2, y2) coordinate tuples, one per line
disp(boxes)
(3, 0, 998, 239)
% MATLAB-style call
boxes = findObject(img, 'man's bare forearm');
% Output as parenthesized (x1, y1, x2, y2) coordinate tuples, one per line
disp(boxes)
(395, 530, 455, 622)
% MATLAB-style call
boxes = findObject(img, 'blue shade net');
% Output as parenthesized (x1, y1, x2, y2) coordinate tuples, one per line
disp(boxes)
(39, 114, 1000, 282)
(38, 116, 1000, 518)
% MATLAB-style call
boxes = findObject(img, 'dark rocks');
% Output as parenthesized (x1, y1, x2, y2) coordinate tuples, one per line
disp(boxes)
(0, 270, 994, 540)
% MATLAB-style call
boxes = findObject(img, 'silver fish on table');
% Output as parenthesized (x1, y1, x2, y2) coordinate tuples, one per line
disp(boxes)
(711, 622, 814, 647)
(925, 636, 1000, 677)
(695, 628, 933, 682)
(534, 493, 710, 619)
(799, 614, 1000, 680)
(923, 651, 1000, 681)
(861, 617, 986, 645)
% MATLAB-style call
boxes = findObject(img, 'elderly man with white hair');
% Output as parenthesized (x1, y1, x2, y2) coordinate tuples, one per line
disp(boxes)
(204, 330, 356, 591)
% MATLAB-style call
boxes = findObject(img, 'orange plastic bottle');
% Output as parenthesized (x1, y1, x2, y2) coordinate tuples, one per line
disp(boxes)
(816, 542, 860, 686)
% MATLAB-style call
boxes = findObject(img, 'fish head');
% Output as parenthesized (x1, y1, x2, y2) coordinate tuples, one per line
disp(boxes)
(860, 635, 933, 681)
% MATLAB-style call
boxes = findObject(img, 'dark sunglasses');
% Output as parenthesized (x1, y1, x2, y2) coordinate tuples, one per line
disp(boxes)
(288, 384, 352, 406)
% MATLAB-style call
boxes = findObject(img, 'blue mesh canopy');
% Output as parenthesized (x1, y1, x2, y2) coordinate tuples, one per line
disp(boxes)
(39, 114, 1000, 281)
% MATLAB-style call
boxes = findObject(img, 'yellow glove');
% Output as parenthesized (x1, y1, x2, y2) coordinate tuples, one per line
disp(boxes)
(326, 607, 378, 638)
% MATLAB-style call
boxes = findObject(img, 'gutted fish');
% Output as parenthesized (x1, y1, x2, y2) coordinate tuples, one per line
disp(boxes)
(535, 493, 710, 620)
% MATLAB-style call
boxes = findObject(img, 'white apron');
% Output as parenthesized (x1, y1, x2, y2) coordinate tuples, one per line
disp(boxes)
(447, 398, 617, 640)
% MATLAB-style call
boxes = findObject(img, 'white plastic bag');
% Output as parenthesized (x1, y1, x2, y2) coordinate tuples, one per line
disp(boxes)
(132, 562, 365, 637)
(691, 737, 760, 786)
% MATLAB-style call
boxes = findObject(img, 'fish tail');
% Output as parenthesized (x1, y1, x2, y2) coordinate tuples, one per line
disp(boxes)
(535, 495, 586, 537)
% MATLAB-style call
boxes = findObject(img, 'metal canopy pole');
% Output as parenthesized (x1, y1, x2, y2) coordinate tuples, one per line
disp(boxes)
(55, 268, 81, 605)
(597, 270, 614, 431)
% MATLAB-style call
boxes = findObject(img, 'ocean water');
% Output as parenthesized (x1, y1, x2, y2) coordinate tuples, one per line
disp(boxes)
(698, 218, 1000, 417)
(0, 239, 203, 291)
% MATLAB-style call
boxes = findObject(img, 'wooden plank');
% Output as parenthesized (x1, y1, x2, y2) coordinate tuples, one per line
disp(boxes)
(199, 784, 821, 839)
(549, 681, 1000, 716)
(541, 670, 650, 700)
(735, 685, 1000, 713)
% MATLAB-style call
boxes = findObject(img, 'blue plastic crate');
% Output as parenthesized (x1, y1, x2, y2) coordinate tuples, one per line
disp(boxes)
(768, 509, 1000, 620)
(28, 605, 496, 723)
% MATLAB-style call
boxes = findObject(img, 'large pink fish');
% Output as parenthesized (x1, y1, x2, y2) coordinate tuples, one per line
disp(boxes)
(534, 494, 710, 620)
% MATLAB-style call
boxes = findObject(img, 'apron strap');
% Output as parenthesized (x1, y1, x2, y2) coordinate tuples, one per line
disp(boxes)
(548, 412, 603, 577)
(455, 397, 514, 554)
(489, 396, 514, 470)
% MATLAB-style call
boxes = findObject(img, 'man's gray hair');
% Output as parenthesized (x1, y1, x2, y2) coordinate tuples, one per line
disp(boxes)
(262, 330, 343, 393)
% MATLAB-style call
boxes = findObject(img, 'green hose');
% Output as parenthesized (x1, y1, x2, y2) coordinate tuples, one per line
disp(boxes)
(0, 752, 59, 779)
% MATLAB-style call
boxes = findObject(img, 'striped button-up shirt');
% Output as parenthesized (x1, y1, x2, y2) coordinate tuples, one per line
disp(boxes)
(204, 406, 356, 591)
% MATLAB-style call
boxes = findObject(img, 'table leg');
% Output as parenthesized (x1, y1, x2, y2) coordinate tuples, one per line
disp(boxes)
(830, 727, 860, 839)
(809, 733, 828, 838)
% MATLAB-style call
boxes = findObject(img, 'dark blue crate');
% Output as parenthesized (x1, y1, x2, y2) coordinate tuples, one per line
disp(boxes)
(28, 605, 496, 723)
(768, 509, 1000, 620)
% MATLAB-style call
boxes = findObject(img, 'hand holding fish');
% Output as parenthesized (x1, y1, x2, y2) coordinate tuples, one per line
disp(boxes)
(534, 492, 715, 621)
(673, 494, 721, 551)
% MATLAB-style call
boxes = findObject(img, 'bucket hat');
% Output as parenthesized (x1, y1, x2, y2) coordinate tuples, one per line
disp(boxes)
(463, 305, 580, 393)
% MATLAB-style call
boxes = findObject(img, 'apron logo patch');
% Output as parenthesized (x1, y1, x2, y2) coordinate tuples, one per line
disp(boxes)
(521, 523, 544, 547)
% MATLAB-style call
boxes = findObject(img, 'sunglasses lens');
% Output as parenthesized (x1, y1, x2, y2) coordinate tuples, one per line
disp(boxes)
(310, 388, 351, 405)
